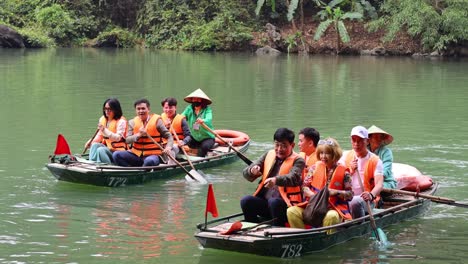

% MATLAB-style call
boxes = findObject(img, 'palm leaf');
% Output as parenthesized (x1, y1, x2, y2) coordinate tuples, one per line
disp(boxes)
(314, 19, 333, 40)
(329, 0, 345, 8)
(337, 20, 350, 43)
(342, 12, 363, 20)
(255, 0, 266, 16)
(287, 0, 299, 21)
(270, 0, 276, 12)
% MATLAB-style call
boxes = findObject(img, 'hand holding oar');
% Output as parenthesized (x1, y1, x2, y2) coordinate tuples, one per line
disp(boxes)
(170, 127, 207, 182)
(200, 123, 252, 165)
(146, 134, 207, 184)
(82, 128, 100, 155)
(383, 188, 468, 208)
(355, 168, 386, 243)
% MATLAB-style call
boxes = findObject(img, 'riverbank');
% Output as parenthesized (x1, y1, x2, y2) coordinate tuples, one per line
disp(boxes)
(251, 21, 467, 57)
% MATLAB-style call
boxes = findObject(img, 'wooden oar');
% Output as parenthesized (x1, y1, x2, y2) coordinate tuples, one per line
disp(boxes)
(383, 188, 468, 208)
(355, 168, 386, 242)
(170, 126, 207, 182)
(200, 123, 252, 165)
(146, 133, 207, 184)
(82, 129, 100, 155)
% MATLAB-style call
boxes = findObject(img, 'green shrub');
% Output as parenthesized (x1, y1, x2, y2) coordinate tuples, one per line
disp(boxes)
(35, 4, 74, 44)
(17, 27, 55, 47)
(367, 0, 468, 51)
(96, 27, 138, 48)
(184, 12, 253, 51)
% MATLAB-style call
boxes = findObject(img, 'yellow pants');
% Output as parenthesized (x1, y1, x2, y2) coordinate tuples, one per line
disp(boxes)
(287, 206, 341, 234)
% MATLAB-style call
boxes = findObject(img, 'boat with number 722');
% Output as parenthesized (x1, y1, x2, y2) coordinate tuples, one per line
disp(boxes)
(46, 130, 250, 187)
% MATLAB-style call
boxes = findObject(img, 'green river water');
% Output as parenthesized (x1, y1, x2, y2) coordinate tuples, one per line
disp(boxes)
(0, 48, 467, 263)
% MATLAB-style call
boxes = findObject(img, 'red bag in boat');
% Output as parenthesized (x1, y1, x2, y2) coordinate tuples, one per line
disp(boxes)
(396, 175, 433, 191)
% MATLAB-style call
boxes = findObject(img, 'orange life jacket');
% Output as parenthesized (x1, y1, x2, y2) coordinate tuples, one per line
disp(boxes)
(131, 114, 163, 156)
(344, 150, 381, 204)
(253, 150, 302, 207)
(161, 113, 185, 142)
(99, 116, 127, 151)
(300, 151, 318, 180)
(308, 162, 352, 220)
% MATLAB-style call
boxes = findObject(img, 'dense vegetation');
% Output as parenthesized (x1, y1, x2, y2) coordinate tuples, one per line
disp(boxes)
(1, 0, 467, 54)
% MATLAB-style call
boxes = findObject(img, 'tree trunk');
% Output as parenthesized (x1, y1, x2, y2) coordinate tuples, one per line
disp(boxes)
(335, 22, 341, 55)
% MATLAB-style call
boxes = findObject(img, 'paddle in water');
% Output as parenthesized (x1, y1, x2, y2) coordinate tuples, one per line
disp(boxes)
(169, 126, 207, 182)
(355, 168, 388, 244)
(146, 134, 208, 184)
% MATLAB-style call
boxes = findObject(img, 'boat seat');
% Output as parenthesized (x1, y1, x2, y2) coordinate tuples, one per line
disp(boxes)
(210, 142, 219, 150)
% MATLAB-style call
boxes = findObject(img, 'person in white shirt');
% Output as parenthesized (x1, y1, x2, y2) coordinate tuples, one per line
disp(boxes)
(338, 126, 384, 218)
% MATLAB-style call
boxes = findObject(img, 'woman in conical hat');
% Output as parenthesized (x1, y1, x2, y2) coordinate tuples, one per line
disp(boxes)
(368, 125, 397, 189)
(181, 88, 215, 157)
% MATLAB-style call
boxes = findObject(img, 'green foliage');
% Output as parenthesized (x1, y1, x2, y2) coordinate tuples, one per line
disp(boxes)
(141, 0, 254, 50)
(337, 20, 349, 43)
(255, 0, 277, 16)
(315, 0, 376, 20)
(35, 4, 74, 44)
(367, 0, 468, 51)
(287, 0, 299, 21)
(350, 0, 377, 20)
(184, 12, 253, 51)
(285, 31, 304, 53)
(96, 27, 138, 48)
(314, 1, 363, 53)
(314, 19, 333, 40)
(17, 27, 55, 47)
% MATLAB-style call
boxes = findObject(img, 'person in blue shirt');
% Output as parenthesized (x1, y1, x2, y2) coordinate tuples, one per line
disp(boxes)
(368, 125, 397, 189)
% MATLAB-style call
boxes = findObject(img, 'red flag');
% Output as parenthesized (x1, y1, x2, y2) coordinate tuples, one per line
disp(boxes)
(205, 183, 218, 218)
(54, 134, 71, 155)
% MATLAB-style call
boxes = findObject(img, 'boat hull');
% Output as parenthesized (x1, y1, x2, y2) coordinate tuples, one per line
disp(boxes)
(195, 181, 437, 258)
(46, 141, 250, 187)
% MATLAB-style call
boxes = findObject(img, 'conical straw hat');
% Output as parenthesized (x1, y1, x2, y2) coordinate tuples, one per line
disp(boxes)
(368, 125, 393, 145)
(184, 88, 212, 105)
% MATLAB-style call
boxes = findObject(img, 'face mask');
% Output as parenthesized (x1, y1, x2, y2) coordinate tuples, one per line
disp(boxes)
(192, 102, 201, 107)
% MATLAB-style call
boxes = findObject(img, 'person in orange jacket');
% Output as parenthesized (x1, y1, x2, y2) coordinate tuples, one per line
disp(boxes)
(338, 125, 384, 218)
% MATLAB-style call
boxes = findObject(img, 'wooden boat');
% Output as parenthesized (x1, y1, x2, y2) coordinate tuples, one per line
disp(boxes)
(46, 131, 250, 187)
(194, 163, 437, 258)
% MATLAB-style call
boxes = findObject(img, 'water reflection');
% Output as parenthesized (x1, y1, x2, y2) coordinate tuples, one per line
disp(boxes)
(46, 181, 202, 261)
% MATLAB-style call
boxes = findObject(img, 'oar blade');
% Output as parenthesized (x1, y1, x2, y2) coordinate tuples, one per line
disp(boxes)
(185, 175, 196, 182)
(188, 169, 208, 184)
(377, 228, 388, 243)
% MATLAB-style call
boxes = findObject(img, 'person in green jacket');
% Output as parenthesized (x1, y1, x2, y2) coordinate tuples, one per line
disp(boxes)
(182, 88, 215, 157)
(368, 125, 397, 189)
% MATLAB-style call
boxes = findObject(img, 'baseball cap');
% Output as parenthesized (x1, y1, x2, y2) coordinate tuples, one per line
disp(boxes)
(350, 125, 368, 139)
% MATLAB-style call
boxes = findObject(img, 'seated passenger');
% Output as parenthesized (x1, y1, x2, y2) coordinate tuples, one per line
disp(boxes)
(181, 88, 215, 157)
(240, 128, 305, 227)
(287, 138, 353, 230)
(297, 127, 320, 178)
(368, 125, 397, 189)
(85, 98, 127, 164)
(160, 97, 192, 156)
(338, 126, 384, 219)
(112, 98, 174, 167)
